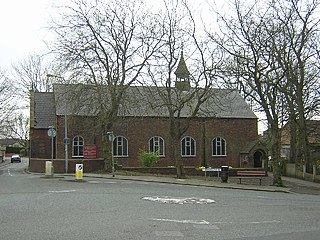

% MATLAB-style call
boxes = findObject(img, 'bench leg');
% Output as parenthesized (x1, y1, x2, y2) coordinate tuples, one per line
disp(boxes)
(259, 178, 262, 185)
(239, 178, 242, 184)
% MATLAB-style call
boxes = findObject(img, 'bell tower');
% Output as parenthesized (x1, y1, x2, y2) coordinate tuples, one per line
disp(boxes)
(175, 51, 191, 91)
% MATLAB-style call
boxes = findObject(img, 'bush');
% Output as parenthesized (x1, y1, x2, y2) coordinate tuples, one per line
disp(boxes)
(138, 149, 159, 168)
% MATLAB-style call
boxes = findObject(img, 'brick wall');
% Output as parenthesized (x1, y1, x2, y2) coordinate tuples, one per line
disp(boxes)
(55, 115, 104, 159)
(31, 116, 258, 169)
(30, 129, 54, 159)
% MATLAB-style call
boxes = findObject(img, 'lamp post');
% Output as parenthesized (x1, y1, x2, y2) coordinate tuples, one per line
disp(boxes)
(47, 74, 69, 173)
(63, 113, 69, 174)
(107, 131, 115, 177)
(48, 126, 56, 176)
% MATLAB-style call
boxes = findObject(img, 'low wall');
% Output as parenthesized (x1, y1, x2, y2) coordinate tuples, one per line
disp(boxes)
(285, 163, 296, 177)
(121, 167, 255, 177)
(284, 163, 320, 183)
(29, 158, 105, 173)
(121, 166, 203, 176)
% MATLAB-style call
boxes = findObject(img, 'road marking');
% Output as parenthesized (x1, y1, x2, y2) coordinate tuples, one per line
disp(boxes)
(152, 218, 210, 225)
(210, 220, 280, 224)
(142, 196, 215, 204)
(249, 220, 281, 224)
(49, 190, 77, 193)
(8, 169, 13, 176)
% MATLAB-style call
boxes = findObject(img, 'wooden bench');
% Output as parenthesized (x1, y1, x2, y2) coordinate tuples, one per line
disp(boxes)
(236, 170, 268, 185)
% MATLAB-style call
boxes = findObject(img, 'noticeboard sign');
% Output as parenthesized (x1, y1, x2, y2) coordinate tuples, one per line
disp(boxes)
(84, 146, 97, 159)
(47, 128, 56, 137)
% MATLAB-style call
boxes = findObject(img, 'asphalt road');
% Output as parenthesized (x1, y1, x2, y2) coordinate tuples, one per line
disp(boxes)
(1, 159, 320, 240)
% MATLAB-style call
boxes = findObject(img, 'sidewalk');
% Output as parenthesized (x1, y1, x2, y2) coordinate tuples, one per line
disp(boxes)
(282, 176, 320, 195)
(81, 172, 290, 193)
(88, 171, 320, 194)
(0, 158, 9, 167)
(18, 164, 320, 195)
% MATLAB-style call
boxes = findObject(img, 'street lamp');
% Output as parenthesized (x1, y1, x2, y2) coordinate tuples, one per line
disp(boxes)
(107, 131, 115, 177)
(48, 125, 56, 176)
(47, 74, 69, 173)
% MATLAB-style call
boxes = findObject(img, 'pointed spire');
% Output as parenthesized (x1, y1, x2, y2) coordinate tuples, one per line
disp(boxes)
(174, 51, 191, 91)
(175, 51, 190, 80)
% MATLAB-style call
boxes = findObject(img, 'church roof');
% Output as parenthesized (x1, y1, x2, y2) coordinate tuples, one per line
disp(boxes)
(32, 84, 257, 129)
(53, 84, 257, 118)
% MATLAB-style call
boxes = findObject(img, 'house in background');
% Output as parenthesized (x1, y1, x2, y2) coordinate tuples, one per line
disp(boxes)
(0, 138, 25, 161)
(29, 56, 264, 173)
(0, 138, 22, 147)
(281, 120, 320, 162)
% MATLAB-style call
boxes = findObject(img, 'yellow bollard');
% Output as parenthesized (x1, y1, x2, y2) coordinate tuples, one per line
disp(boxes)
(75, 164, 83, 180)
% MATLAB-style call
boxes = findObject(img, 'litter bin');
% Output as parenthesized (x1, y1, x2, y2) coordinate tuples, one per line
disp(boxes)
(220, 166, 229, 182)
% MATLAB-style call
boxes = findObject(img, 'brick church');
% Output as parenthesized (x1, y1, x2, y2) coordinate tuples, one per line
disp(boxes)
(29, 54, 266, 173)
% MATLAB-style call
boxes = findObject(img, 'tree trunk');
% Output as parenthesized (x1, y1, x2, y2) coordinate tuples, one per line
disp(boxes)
(103, 136, 112, 171)
(289, 116, 297, 163)
(298, 120, 310, 171)
(173, 137, 186, 179)
(269, 126, 283, 186)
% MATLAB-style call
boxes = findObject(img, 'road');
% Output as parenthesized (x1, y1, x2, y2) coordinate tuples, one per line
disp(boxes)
(1, 158, 320, 240)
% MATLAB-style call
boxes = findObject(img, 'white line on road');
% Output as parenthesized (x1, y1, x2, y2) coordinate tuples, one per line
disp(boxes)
(8, 169, 13, 176)
(210, 220, 281, 224)
(152, 218, 210, 225)
(49, 190, 77, 193)
(249, 220, 281, 224)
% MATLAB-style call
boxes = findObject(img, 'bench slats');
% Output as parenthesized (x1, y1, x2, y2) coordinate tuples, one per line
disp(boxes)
(236, 170, 267, 185)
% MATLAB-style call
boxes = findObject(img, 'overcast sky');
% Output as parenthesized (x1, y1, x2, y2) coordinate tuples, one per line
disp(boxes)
(0, 0, 222, 70)
(0, 0, 60, 69)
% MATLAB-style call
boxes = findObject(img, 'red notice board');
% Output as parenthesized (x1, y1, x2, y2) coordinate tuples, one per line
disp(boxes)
(84, 146, 97, 159)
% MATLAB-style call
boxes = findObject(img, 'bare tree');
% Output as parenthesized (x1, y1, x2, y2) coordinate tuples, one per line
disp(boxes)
(1, 113, 29, 153)
(0, 69, 16, 137)
(211, 0, 286, 186)
(10, 54, 56, 99)
(50, 0, 163, 170)
(267, 0, 320, 170)
(210, 0, 320, 185)
(144, 0, 220, 178)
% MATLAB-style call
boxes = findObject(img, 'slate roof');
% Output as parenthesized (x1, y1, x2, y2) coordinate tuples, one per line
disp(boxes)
(52, 84, 257, 119)
(33, 92, 56, 129)
(240, 139, 266, 154)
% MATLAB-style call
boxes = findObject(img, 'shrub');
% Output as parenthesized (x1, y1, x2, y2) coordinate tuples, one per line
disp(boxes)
(138, 149, 159, 168)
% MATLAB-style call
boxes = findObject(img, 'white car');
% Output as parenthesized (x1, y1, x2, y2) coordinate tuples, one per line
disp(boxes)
(11, 155, 21, 163)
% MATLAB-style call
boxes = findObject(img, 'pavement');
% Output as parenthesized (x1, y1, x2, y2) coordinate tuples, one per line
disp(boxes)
(2, 158, 320, 195)
(79, 171, 320, 195)
(83, 172, 292, 193)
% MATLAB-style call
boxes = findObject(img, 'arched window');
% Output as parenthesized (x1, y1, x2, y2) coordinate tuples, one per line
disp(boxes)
(212, 137, 226, 156)
(149, 136, 165, 156)
(73, 136, 84, 157)
(113, 136, 128, 157)
(181, 136, 196, 157)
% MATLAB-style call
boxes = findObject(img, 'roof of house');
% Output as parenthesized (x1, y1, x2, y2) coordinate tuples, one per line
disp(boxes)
(33, 92, 56, 129)
(0, 138, 21, 147)
(32, 84, 257, 129)
(281, 120, 320, 145)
